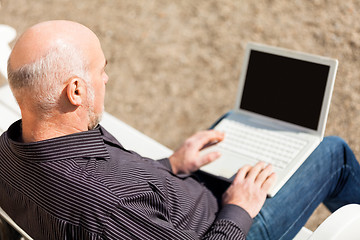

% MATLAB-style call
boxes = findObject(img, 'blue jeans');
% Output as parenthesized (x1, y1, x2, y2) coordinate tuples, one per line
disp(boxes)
(247, 136, 360, 240)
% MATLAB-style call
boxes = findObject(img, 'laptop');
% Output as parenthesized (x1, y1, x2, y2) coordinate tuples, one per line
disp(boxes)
(200, 42, 338, 197)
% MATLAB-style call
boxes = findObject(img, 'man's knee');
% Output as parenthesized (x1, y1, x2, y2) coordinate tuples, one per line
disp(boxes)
(323, 136, 348, 148)
(310, 136, 349, 166)
(323, 136, 355, 164)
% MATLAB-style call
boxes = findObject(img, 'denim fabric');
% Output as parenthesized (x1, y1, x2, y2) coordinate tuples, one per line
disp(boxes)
(247, 136, 360, 240)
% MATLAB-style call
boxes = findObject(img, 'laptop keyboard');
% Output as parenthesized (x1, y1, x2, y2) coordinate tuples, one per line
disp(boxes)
(215, 119, 308, 169)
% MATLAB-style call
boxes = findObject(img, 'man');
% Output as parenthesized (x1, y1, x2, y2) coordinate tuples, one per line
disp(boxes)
(0, 20, 359, 239)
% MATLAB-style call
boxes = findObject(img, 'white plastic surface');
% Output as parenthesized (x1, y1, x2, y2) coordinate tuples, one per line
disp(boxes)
(0, 24, 16, 78)
(293, 227, 313, 240)
(309, 204, 360, 240)
(0, 207, 33, 240)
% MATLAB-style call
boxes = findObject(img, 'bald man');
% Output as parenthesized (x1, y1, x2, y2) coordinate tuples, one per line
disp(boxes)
(1, 20, 360, 240)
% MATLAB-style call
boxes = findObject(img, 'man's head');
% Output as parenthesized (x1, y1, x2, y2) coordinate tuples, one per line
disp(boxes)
(7, 20, 108, 133)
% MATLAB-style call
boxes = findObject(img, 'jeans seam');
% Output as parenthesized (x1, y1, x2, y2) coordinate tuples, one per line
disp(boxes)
(348, 166, 360, 186)
(327, 165, 360, 201)
(257, 211, 271, 239)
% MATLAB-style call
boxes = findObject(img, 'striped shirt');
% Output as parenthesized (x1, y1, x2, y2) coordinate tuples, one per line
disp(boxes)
(0, 120, 252, 239)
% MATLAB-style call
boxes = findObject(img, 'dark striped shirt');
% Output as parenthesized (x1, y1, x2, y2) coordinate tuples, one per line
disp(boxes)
(0, 120, 252, 239)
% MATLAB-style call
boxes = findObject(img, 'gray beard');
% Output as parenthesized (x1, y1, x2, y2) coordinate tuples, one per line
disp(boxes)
(88, 108, 103, 130)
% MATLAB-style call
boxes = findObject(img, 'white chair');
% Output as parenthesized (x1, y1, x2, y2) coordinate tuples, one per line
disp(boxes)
(1, 24, 359, 240)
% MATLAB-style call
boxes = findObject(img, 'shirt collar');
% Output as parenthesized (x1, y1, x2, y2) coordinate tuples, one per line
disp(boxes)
(6, 120, 111, 162)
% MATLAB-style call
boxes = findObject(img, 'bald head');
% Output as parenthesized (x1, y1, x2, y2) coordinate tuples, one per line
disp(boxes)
(9, 20, 97, 71)
(7, 20, 108, 141)
(7, 20, 104, 117)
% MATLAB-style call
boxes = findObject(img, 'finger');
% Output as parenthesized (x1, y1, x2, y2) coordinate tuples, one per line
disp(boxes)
(255, 164, 274, 185)
(261, 172, 277, 192)
(201, 140, 221, 150)
(233, 164, 252, 183)
(193, 130, 225, 150)
(246, 162, 266, 181)
(199, 151, 221, 166)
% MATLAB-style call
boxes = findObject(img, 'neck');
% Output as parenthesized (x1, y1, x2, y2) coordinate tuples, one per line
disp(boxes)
(21, 112, 88, 143)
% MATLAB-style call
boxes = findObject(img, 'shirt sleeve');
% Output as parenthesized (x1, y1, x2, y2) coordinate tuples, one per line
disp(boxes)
(209, 204, 253, 236)
(106, 189, 252, 238)
(105, 206, 251, 240)
(155, 158, 253, 238)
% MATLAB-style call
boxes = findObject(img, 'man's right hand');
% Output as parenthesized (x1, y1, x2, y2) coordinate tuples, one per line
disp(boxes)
(222, 162, 276, 218)
(169, 130, 224, 175)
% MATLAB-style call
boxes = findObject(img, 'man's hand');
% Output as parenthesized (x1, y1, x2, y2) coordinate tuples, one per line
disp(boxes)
(169, 130, 225, 175)
(222, 162, 276, 218)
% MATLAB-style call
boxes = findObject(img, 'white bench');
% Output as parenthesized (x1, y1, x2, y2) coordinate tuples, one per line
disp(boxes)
(1, 24, 359, 240)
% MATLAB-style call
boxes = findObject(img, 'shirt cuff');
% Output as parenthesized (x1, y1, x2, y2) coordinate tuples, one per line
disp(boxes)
(157, 158, 173, 171)
(217, 204, 253, 236)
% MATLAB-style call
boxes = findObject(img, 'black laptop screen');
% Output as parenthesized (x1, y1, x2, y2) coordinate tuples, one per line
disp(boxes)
(240, 50, 330, 130)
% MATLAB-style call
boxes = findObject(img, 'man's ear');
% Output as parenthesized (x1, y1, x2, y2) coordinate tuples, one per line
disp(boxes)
(66, 77, 85, 106)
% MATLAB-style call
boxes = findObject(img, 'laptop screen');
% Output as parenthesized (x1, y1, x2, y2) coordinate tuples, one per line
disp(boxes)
(240, 50, 330, 130)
